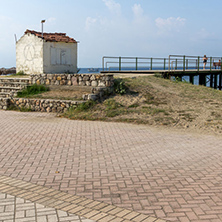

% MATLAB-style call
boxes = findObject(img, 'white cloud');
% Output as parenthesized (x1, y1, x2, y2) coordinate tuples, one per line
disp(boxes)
(132, 4, 144, 18)
(85, 17, 97, 31)
(155, 17, 186, 32)
(102, 0, 121, 15)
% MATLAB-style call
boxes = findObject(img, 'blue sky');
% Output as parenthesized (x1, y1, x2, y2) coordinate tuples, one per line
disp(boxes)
(1, 0, 222, 68)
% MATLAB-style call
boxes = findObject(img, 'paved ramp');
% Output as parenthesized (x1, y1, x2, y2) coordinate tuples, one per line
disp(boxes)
(0, 110, 222, 221)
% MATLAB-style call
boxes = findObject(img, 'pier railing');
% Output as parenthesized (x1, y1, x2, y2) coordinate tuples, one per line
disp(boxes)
(168, 55, 222, 71)
(102, 56, 169, 71)
(102, 55, 222, 72)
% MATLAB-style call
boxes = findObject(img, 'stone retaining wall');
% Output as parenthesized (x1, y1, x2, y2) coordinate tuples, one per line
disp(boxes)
(0, 98, 84, 113)
(30, 74, 114, 87)
(0, 98, 9, 110)
(0, 74, 114, 112)
(30, 73, 114, 101)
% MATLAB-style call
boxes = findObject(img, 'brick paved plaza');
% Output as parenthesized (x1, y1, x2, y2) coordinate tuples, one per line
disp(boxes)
(0, 110, 222, 221)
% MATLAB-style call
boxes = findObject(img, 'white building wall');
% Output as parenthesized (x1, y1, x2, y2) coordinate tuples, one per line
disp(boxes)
(16, 34, 43, 74)
(43, 42, 77, 73)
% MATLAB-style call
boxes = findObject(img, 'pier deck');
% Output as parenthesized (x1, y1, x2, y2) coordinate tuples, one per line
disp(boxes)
(101, 69, 222, 75)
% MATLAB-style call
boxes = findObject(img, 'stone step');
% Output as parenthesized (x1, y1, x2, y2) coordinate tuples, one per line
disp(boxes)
(0, 92, 10, 98)
(0, 82, 28, 87)
(0, 86, 23, 93)
(0, 77, 30, 83)
(49, 85, 93, 93)
(0, 78, 29, 93)
(0, 91, 18, 97)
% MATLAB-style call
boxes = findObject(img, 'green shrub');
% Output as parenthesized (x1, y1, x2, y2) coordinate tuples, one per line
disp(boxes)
(114, 79, 128, 95)
(17, 84, 49, 97)
(75, 100, 96, 112)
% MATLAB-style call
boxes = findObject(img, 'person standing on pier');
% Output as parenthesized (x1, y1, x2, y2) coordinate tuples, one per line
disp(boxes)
(203, 55, 208, 69)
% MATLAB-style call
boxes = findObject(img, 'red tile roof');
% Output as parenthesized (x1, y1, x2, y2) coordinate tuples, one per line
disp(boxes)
(25, 29, 77, 43)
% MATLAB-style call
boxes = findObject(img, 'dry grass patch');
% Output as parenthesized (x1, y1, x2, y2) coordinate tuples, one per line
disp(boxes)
(62, 75, 222, 134)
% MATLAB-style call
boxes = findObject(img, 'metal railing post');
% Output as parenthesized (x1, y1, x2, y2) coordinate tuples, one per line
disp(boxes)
(197, 56, 200, 72)
(136, 57, 138, 70)
(102, 57, 104, 71)
(183, 55, 185, 71)
(164, 58, 166, 70)
(210, 57, 212, 71)
(175, 59, 177, 70)
(221, 57, 222, 70)
(150, 58, 153, 70)
(168, 55, 171, 71)
(119, 57, 121, 71)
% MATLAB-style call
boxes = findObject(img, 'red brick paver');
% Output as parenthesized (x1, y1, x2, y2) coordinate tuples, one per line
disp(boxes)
(1, 110, 222, 221)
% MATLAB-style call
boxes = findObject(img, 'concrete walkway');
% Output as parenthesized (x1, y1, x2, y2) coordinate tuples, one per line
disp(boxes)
(1, 110, 222, 221)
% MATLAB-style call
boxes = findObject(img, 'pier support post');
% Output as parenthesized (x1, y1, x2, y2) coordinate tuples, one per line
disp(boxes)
(203, 75, 206, 86)
(219, 74, 222, 90)
(214, 74, 218, 89)
(199, 74, 206, 86)
(189, 75, 194, 84)
(199, 75, 203, 85)
(210, 73, 213, 88)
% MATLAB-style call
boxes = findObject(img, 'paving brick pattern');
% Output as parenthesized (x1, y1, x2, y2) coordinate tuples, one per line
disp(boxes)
(0, 191, 92, 222)
(1, 111, 222, 221)
(0, 176, 162, 222)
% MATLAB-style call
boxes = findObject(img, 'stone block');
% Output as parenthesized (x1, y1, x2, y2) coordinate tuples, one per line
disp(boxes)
(91, 81, 98, 87)
(72, 77, 78, 86)
(82, 94, 88, 100)
(46, 79, 50, 85)
(86, 81, 91, 86)
(52, 107, 57, 112)
(88, 94, 97, 101)
(60, 80, 66, 85)
(67, 80, 72, 86)
(98, 81, 106, 87)
(46, 107, 51, 112)
(79, 81, 86, 86)
(83, 76, 90, 81)
(55, 80, 60, 85)
(90, 75, 96, 81)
